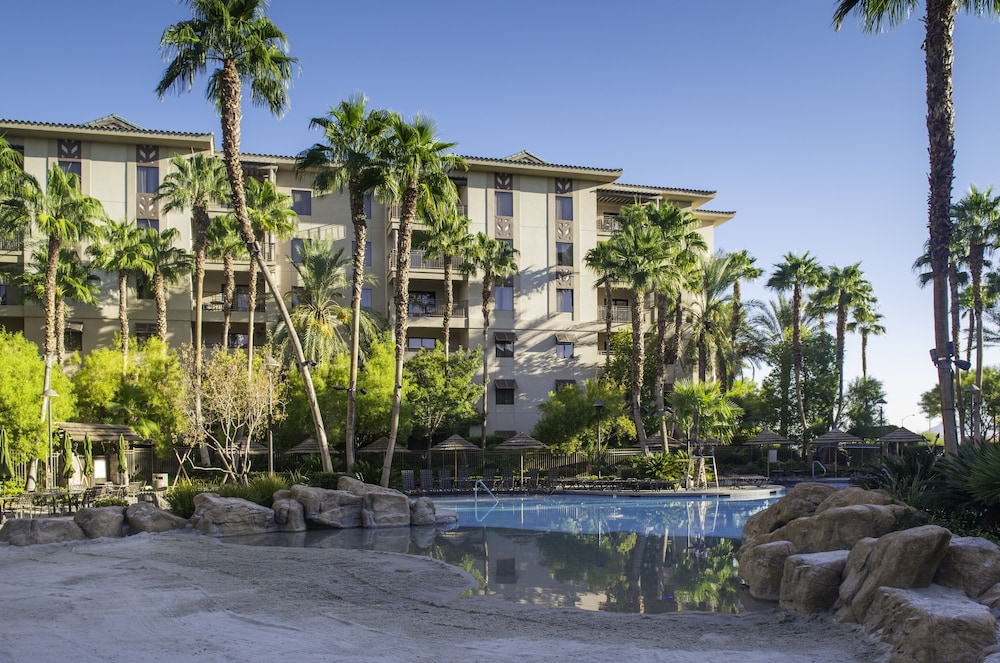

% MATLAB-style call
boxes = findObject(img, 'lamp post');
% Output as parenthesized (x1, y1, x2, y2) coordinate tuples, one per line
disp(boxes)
(42, 388, 57, 490)
(876, 397, 886, 457)
(594, 400, 604, 478)
(964, 383, 982, 444)
(264, 356, 280, 474)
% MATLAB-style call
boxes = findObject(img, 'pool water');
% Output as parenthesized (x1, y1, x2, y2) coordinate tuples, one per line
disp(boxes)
(226, 493, 779, 614)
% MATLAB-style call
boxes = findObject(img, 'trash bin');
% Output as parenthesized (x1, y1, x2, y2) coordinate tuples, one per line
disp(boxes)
(151, 473, 169, 490)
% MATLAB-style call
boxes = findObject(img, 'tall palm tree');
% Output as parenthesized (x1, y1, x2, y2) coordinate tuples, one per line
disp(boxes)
(952, 185, 1000, 392)
(848, 301, 885, 380)
(767, 252, 824, 439)
(297, 95, 394, 468)
(0, 136, 34, 198)
(157, 0, 333, 474)
(155, 153, 229, 371)
(143, 227, 193, 346)
(207, 214, 246, 349)
(584, 240, 621, 373)
(812, 263, 874, 425)
(379, 115, 465, 486)
(461, 232, 519, 447)
(243, 177, 297, 368)
(833, 0, 1000, 455)
(726, 249, 763, 353)
(685, 252, 739, 385)
(417, 211, 472, 366)
(87, 219, 153, 374)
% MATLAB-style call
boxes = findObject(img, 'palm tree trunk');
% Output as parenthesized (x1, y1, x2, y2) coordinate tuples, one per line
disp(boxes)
(730, 279, 742, 350)
(382, 182, 418, 487)
(950, 263, 965, 438)
(792, 285, 808, 438)
(834, 303, 847, 425)
(222, 252, 235, 350)
(603, 280, 612, 372)
(655, 292, 669, 447)
(217, 58, 332, 473)
(247, 257, 258, 370)
(480, 278, 493, 449)
(345, 194, 367, 471)
(442, 252, 453, 368)
(44, 234, 59, 361)
(55, 296, 65, 365)
(630, 290, 647, 448)
(154, 271, 167, 344)
(119, 271, 129, 375)
(861, 332, 869, 380)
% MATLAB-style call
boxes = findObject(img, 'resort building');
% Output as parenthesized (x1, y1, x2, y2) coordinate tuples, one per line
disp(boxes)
(0, 115, 735, 437)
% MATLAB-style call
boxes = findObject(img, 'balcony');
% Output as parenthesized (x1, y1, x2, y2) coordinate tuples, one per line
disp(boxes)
(408, 299, 469, 319)
(389, 204, 467, 221)
(597, 305, 631, 325)
(388, 250, 462, 273)
(0, 235, 24, 252)
(203, 292, 266, 313)
(597, 214, 620, 234)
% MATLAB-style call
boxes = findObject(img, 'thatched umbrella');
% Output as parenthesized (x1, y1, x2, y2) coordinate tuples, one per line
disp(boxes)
(358, 437, 409, 454)
(430, 434, 479, 475)
(0, 427, 14, 481)
(811, 428, 864, 475)
(745, 429, 793, 446)
(495, 432, 549, 481)
(881, 427, 926, 455)
(82, 434, 94, 479)
(61, 433, 75, 481)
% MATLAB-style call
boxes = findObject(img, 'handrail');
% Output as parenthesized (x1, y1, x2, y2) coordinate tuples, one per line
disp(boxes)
(473, 479, 498, 504)
(811, 460, 827, 478)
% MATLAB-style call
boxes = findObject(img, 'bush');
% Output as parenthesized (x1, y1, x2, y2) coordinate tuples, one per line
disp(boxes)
(94, 496, 128, 508)
(165, 479, 211, 518)
(625, 451, 690, 483)
(215, 474, 290, 507)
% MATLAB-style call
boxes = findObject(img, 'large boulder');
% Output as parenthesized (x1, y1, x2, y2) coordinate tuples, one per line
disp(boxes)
(836, 525, 952, 623)
(814, 487, 896, 513)
(435, 508, 459, 525)
(74, 506, 126, 538)
(290, 484, 362, 529)
(410, 497, 436, 526)
(271, 496, 306, 532)
(190, 493, 276, 537)
(934, 536, 1000, 599)
(0, 518, 87, 546)
(865, 585, 997, 663)
(742, 482, 838, 543)
(739, 540, 797, 601)
(361, 491, 411, 528)
(780, 550, 849, 614)
(125, 502, 190, 534)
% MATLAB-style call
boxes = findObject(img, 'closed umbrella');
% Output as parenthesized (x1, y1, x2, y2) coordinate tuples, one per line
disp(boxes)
(0, 427, 13, 481)
(61, 433, 75, 481)
(82, 434, 94, 479)
(117, 434, 128, 484)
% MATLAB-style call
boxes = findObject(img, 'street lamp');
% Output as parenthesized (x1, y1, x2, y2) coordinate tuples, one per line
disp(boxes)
(264, 356, 280, 474)
(43, 388, 58, 490)
(964, 383, 982, 444)
(594, 400, 604, 478)
(876, 397, 886, 457)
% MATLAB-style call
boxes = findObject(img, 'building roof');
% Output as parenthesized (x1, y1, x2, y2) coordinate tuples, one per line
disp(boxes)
(0, 117, 213, 141)
(55, 422, 143, 443)
(460, 152, 622, 183)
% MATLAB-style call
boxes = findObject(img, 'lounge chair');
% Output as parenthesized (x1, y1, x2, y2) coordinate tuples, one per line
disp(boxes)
(419, 469, 436, 493)
(543, 468, 560, 493)
(438, 469, 453, 493)
(456, 468, 472, 491)
(483, 467, 497, 490)
(499, 469, 515, 492)
(401, 469, 417, 493)
(525, 468, 540, 492)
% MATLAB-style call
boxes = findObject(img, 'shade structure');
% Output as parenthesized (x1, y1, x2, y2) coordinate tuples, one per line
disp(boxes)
(358, 437, 409, 453)
(61, 433, 75, 480)
(285, 438, 333, 455)
(116, 434, 128, 483)
(82, 434, 94, 478)
(881, 427, 927, 455)
(495, 433, 549, 481)
(247, 442, 269, 455)
(811, 428, 864, 446)
(0, 427, 13, 481)
(745, 429, 794, 446)
(430, 435, 479, 474)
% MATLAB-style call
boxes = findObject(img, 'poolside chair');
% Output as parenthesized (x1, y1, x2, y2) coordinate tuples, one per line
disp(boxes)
(401, 469, 417, 493)
(419, 469, 436, 494)
(543, 468, 560, 493)
(483, 467, 497, 490)
(438, 468, 454, 493)
(500, 469, 515, 492)
(456, 468, 472, 492)
(525, 468, 540, 492)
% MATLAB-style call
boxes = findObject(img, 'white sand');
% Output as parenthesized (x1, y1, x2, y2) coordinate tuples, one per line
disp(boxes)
(0, 532, 887, 662)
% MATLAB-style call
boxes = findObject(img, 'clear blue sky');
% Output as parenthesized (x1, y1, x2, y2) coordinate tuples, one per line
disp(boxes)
(4, 1, 1000, 430)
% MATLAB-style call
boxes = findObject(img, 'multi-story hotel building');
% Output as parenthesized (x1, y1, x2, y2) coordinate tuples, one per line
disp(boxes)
(0, 115, 735, 437)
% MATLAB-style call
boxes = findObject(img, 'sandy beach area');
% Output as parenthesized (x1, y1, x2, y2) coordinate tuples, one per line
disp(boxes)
(0, 531, 887, 662)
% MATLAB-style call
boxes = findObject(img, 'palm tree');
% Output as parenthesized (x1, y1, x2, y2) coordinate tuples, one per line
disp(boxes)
(207, 214, 246, 349)
(812, 263, 874, 425)
(243, 177, 297, 368)
(584, 240, 620, 372)
(685, 252, 738, 385)
(833, 0, 1000, 455)
(143, 227, 193, 346)
(0, 136, 34, 198)
(767, 252, 824, 439)
(848, 301, 885, 380)
(379, 114, 465, 486)
(297, 94, 394, 468)
(417, 211, 472, 366)
(461, 232, 519, 447)
(155, 153, 229, 372)
(727, 249, 763, 354)
(157, 0, 333, 474)
(87, 219, 153, 374)
(952, 185, 1000, 392)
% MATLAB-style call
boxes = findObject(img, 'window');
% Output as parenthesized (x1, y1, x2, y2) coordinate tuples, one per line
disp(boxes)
(555, 379, 577, 390)
(556, 332, 575, 359)
(407, 336, 436, 350)
(292, 190, 312, 216)
(58, 160, 82, 179)
(228, 333, 249, 349)
(136, 274, 152, 300)
(495, 331, 516, 358)
(495, 191, 513, 217)
(364, 193, 373, 220)
(408, 291, 436, 317)
(136, 218, 159, 232)
(495, 379, 517, 405)
(352, 241, 372, 267)
(556, 242, 573, 266)
(361, 288, 372, 308)
(495, 275, 513, 311)
(556, 288, 574, 313)
(290, 286, 304, 307)
(137, 166, 159, 194)
(556, 196, 573, 221)
(58, 139, 81, 185)
(64, 322, 83, 353)
(134, 323, 156, 345)
(290, 238, 308, 264)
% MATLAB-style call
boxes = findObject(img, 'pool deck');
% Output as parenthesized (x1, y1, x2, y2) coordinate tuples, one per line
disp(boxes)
(557, 485, 785, 501)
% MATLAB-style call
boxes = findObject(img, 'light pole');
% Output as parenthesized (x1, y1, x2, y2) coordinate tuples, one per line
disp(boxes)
(43, 388, 57, 490)
(876, 397, 886, 457)
(594, 400, 604, 478)
(264, 356, 280, 474)
(965, 383, 982, 444)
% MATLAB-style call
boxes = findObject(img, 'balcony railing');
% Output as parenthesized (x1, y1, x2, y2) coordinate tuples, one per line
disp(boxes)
(0, 235, 24, 252)
(597, 305, 631, 324)
(389, 204, 467, 221)
(203, 292, 265, 313)
(408, 300, 469, 319)
(0, 284, 18, 306)
(388, 250, 461, 272)
(597, 214, 620, 234)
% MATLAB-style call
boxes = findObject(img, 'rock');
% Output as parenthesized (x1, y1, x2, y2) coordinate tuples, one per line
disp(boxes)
(73, 506, 126, 538)
(190, 493, 276, 537)
(361, 491, 411, 528)
(125, 503, 191, 534)
(359, 526, 411, 552)
(814, 487, 896, 513)
(836, 525, 952, 623)
(779, 550, 849, 613)
(290, 484, 362, 529)
(979, 583, 1000, 617)
(738, 540, 796, 601)
(410, 497, 436, 526)
(271, 496, 306, 532)
(742, 482, 838, 543)
(0, 518, 87, 546)
(935, 536, 1000, 599)
(751, 503, 927, 555)
(434, 508, 459, 525)
(410, 526, 438, 548)
(865, 585, 996, 663)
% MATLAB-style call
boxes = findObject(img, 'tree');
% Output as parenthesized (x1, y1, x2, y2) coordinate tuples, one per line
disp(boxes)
(143, 227, 192, 346)
(416, 211, 472, 367)
(766, 252, 824, 440)
(584, 240, 621, 373)
(157, 0, 332, 473)
(403, 343, 482, 445)
(461, 231, 519, 447)
(207, 213, 246, 348)
(297, 93, 394, 469)
(379, 114, 465, 486)
(833, 0, 1000, 455)
(532, 379, 632, 458)
(87, 219, 153, 374)
(848, 300, 885, 380)
(684, 252, 738, 385)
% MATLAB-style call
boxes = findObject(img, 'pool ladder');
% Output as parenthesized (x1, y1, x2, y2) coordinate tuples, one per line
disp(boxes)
(473, 479, 499, 503)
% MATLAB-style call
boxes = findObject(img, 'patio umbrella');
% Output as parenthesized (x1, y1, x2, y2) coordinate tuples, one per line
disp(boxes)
(430, 435, 479, 475)
(495, 432, 549, 480)
(82, 434, 94, 479)
(117, 434, 128, 483)
(61, 433, 75, 481)
(0, 427, 14, 481)
(745, 429, 793, 446)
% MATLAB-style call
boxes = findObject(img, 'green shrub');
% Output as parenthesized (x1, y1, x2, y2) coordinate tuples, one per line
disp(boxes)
(626, 451, 690, 482)
(215, 474, 290, 507)
(94, 496, 128, 508)
(307, 472, 341, 489)
(165, 479, 211, 518)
